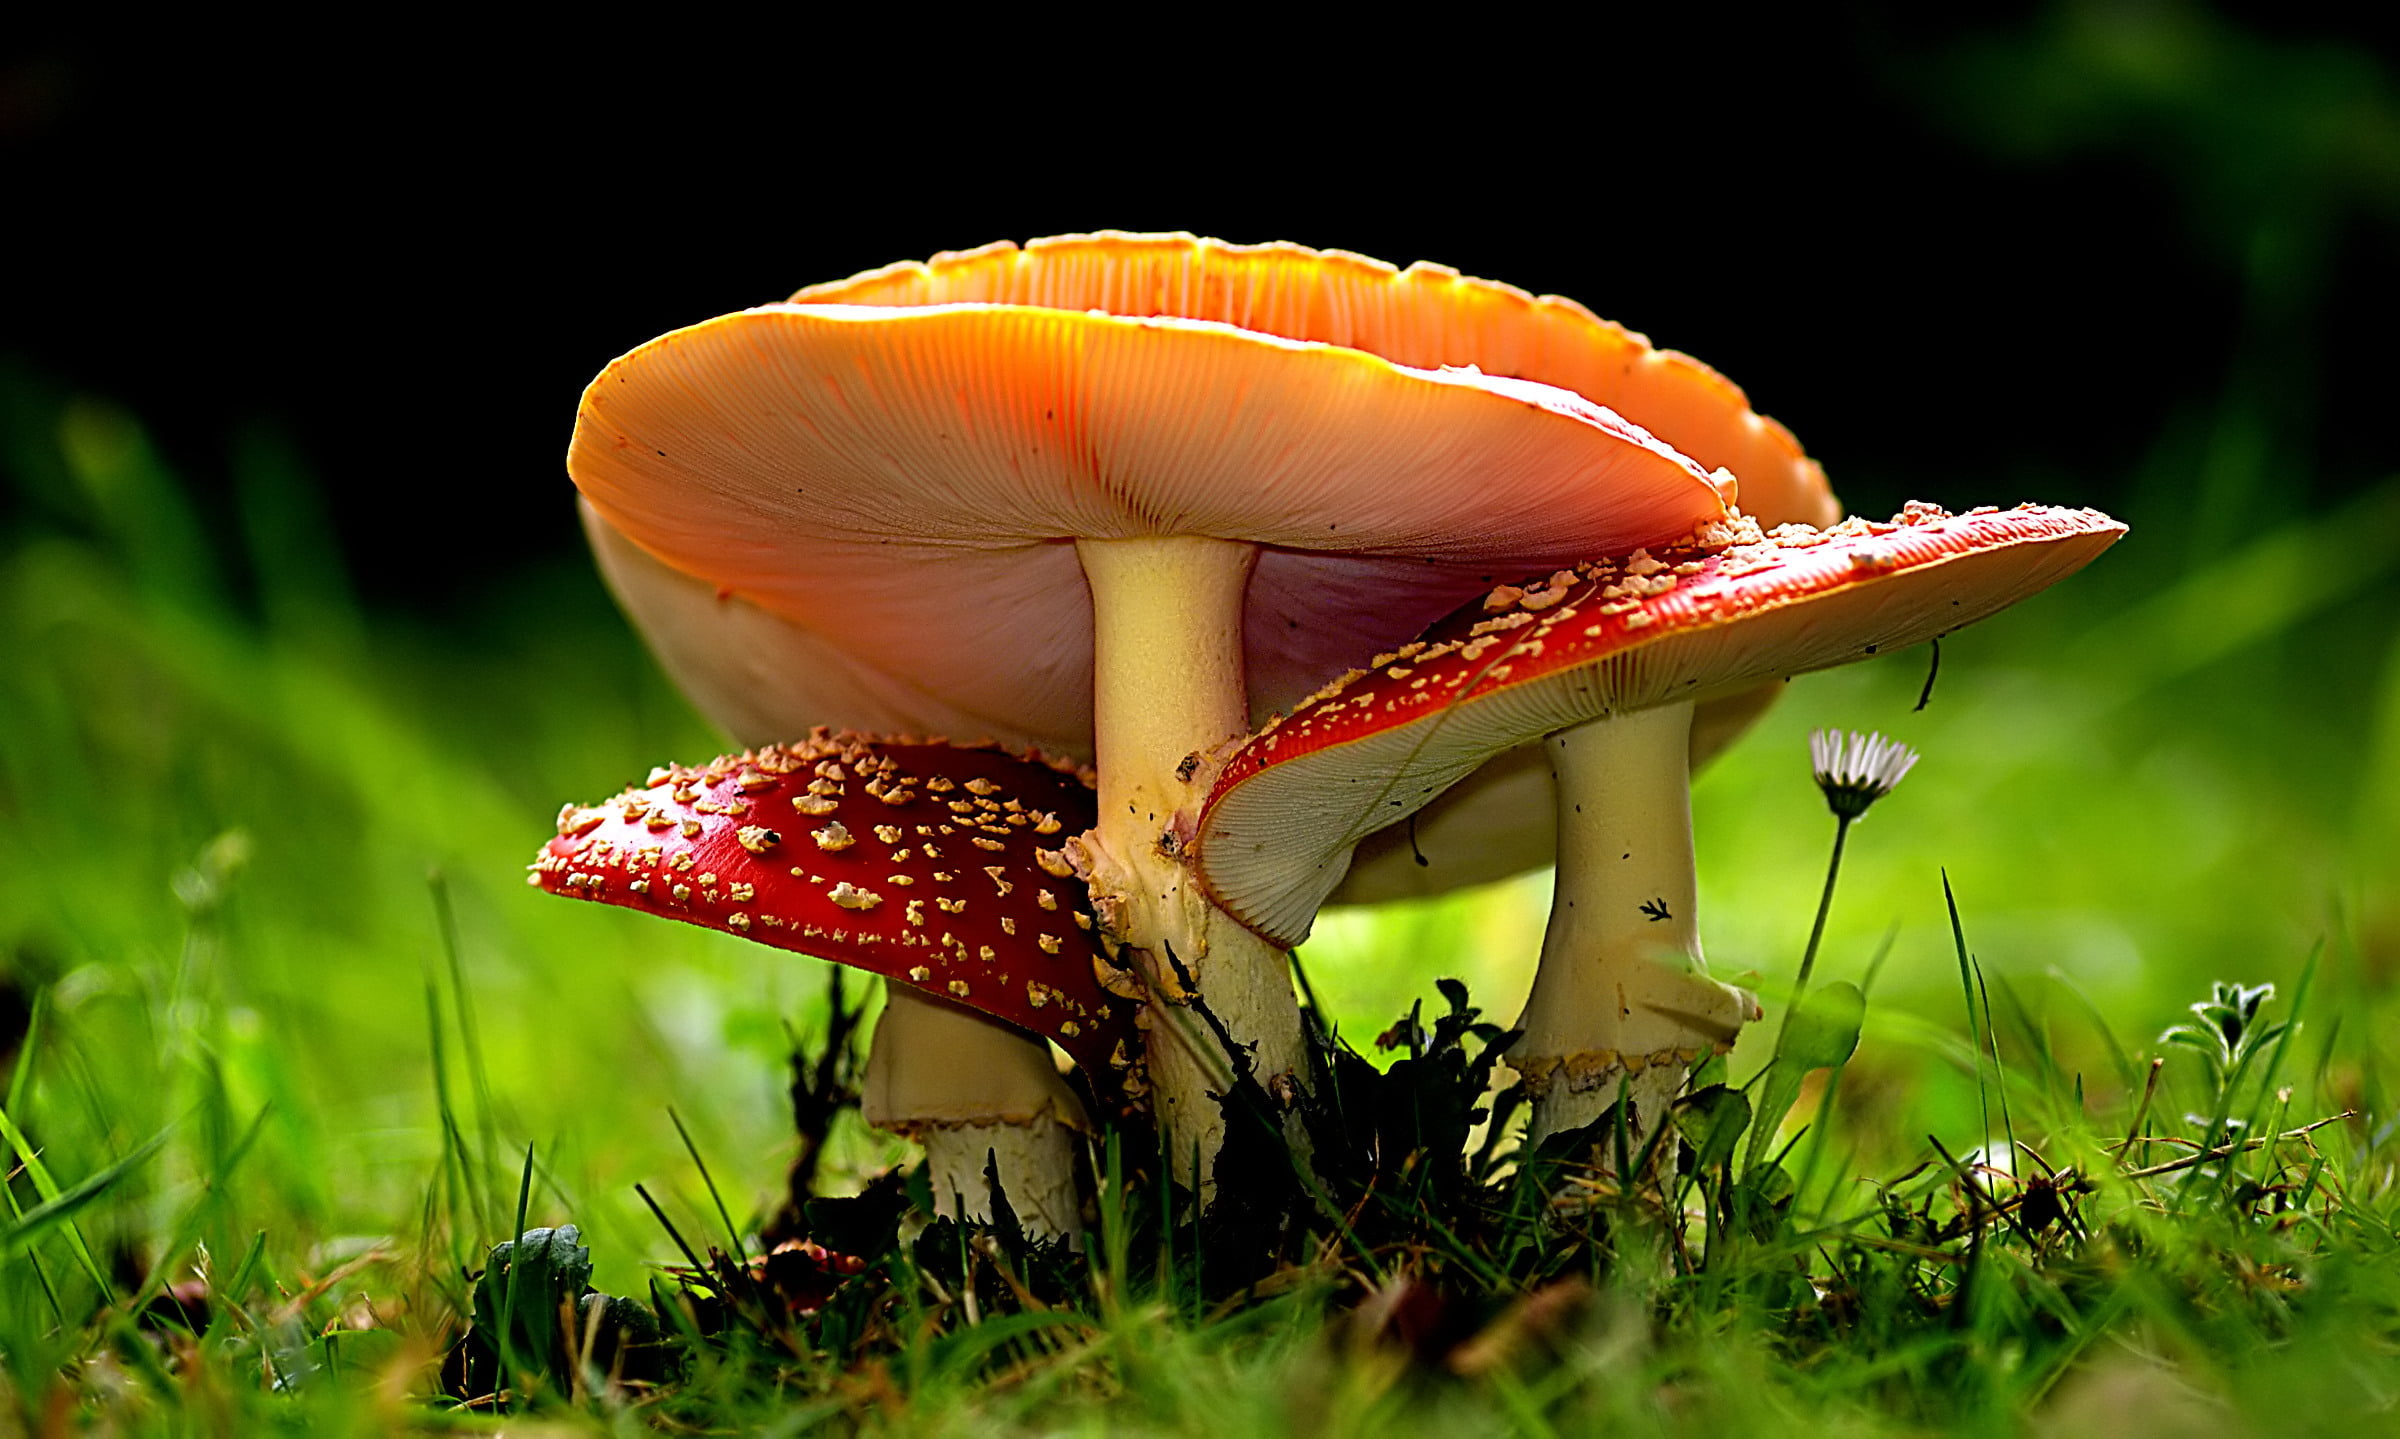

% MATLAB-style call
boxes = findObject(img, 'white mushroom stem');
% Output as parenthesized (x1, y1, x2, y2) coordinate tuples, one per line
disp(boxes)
(862, 985, 1091, 1242)
(1512, 701, 1760, 1156)
(1072, 535, 1311, 1189)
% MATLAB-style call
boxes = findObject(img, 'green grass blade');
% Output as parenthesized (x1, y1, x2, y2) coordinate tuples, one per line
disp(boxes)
(1972, 960, 2020, 1172)
(0, 1105, 121, 1299)
(0, 1120, 171, 1264)
(669, 1105, 747, 1261)
(0, 1165, 68, 1328)
(498, 1141, 536, 1390)
(1944, 873, 2000, 1160)
(429, 869, 501, 1216)
(4, 986, 46, 1120)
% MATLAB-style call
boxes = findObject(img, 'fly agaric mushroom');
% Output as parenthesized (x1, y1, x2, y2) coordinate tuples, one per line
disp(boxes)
(565, 237, 1767, 1185)
(531, 732, 1138, 1237)
(1193, 502, 2126, 1149)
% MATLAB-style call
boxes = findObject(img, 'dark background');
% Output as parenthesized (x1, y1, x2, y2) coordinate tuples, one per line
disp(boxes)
(5, 4, 2393, 612)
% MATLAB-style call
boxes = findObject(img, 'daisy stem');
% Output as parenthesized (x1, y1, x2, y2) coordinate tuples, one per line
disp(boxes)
(1748, 814, 1852, 1187)
(1790, 813, 1853, 1016)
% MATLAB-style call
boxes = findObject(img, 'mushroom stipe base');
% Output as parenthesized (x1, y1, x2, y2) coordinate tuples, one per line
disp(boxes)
(918, 1115, 1086, 1244)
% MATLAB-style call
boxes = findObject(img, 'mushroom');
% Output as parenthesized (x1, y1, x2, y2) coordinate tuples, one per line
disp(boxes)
(564, 236, 1766, 1184)
(530, 732, 1139, 1238)
(1193, 502, 2126, 1150)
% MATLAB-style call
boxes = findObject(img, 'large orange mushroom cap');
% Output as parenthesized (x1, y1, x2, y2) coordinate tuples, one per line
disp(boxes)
(575, 233, 1838, 750)
(571, 294, 1733, 749)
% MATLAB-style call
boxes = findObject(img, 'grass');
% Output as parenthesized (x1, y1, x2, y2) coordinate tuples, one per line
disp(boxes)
(1, 367, 2397, 1434)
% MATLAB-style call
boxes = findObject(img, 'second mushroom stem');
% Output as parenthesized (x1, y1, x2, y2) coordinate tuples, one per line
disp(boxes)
(1511, 701, 1760, 1154)
(863, 986, 1092, 1241)
(1072, 535, 1311, 1190)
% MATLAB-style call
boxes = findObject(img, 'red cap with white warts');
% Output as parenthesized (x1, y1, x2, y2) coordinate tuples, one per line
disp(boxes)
(1193, 503, 2127, 946)
(530, 731, 1140, 1091)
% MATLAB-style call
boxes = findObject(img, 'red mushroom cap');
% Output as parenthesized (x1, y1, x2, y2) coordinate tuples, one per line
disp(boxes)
(530, 731, 1139, 1088)
(1194, 503, 2128, 945)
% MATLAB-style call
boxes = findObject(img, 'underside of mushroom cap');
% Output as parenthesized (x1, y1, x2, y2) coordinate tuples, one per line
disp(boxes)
(796, 232, 1837, 533)
(1327, 657, 1792, 905)
(579, 500, 1069, 751)
(571, 301, 1730, 739)
(530, 730, 1141, 1095)
(1195, 503, 2126, 946)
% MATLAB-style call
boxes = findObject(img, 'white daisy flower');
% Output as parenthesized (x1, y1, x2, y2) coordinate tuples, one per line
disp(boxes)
(1810, 729, 1919, 820)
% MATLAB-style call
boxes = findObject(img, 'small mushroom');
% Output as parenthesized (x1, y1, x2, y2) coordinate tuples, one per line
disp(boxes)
(531, 732, 1137, 1238)
(1194, 503, 2126, 1150)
